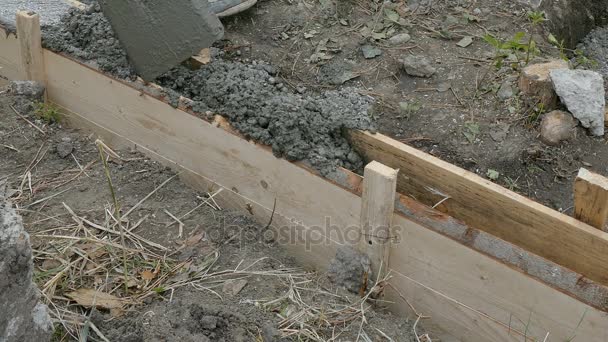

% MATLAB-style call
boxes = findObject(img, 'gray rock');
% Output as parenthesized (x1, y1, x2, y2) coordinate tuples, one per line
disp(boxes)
(579, 26, 608, 80)
(539, 110, 576, 145)
(456, 36, 473, 48)
(489, 123, 510, 142)
(402, 55, 436, 78)
(1, 198, 53, 342)
(528, 0, 607, 48)
(388, 33, 411, 45)
(361, 45, 382, 59)
(550, 69, 605, 136)
(56, 141, 74, 158)
(8, 81, 45, 100)
(327, 246, 371, 293)
(497, 81, 514, 100)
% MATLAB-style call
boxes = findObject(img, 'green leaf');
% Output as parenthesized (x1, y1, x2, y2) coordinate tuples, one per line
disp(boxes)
(153, 287, 166, 294)
(486, 169, 500, 180)
(465, 122, 480, 134)
(513, 31, 526, 43)
(529, 39, 536, 50)
(463, 122, 480, 143)
(399, 101, 422, 115)
(483, 34, 500, 48)
(547, 33, 558, 46)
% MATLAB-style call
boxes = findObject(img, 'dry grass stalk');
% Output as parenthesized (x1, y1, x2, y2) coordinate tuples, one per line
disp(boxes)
(96, 139, 129, 294)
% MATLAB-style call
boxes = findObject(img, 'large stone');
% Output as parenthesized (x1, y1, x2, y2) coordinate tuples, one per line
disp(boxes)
(520, 0, 608, 48)
(550, 69, 606, 136)
(97, 0, 224, 81)
(1, 198, 53, 342)
(539, 110, 576, 145)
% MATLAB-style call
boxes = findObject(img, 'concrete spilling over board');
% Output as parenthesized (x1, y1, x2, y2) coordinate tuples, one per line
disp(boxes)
(2, 16, 608, 341)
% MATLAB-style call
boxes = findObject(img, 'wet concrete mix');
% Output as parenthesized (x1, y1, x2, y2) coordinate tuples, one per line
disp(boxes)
(18, 2, 378, 177)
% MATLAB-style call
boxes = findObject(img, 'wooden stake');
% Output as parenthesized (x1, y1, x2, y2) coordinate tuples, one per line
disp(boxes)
(574, 168, 608, 230)
(16, 11, 46, 89)
(359, 161, 398, 279)
(519, 60, 568, 109)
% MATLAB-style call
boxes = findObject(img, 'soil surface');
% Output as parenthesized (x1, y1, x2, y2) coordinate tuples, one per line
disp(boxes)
(216, 0, 608, 213)
(0, 86, 425, 341)
(32, 0, 608, 213)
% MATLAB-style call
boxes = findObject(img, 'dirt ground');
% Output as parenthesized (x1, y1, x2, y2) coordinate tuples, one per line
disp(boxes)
(0, 87, 430, 340)
(219, 0, 608, 212)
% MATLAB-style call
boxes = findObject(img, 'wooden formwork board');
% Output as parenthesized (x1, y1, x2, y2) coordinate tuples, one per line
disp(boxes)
(2, 25, 608, 341)
(349, 130, 608, 287)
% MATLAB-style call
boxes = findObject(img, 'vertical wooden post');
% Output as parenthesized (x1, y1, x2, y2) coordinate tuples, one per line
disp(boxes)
(16, 11, 47, 90)
(574, 168, 608, 230)
(359, 161, 398, 280)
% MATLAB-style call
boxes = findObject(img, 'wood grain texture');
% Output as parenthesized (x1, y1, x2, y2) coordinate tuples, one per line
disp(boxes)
(15, 11, 46, 86)
(518, 60, 568, 109)
(348, 130, 608, 287)
(574, 168, 608, 230)
(390, 212, 608, 341)
(359, 161, 398, 278)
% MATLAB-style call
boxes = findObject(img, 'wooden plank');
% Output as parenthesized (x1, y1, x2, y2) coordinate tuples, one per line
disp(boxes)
(359, 161, 398, 278)
(15, 11, 46, 87)
(574, 168, 608, 230)
(348, 130, 608, 287)
(390, 212, 608, 342)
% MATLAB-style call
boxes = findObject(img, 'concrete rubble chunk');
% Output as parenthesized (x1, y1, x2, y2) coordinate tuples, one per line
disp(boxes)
(1, 197, 53, 342)
(550, 69, 606, 136)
